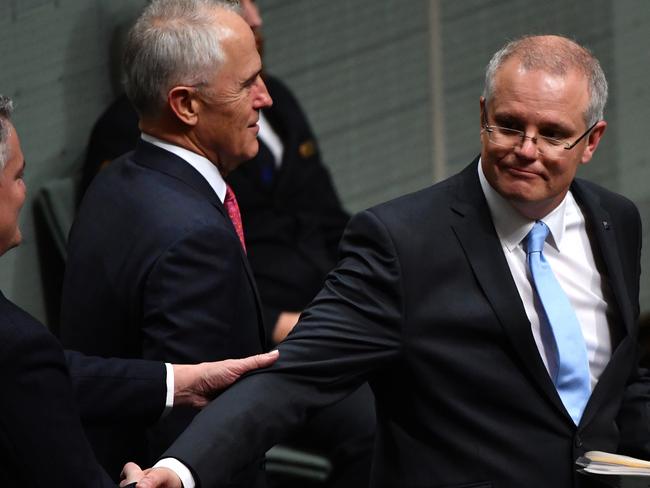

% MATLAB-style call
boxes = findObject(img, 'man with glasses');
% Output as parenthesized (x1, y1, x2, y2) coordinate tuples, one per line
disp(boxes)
(127, 35, 647, 488)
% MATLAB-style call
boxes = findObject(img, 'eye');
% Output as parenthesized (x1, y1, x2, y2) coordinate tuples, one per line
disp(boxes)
(495, 117, 522, 131)
(242, 74, 260, 90)
(539, 128, 565, 140)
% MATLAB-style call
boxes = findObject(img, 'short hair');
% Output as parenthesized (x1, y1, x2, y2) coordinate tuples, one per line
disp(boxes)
(482, 35, 608, 127)
(123, 0, 241, 117)
(0, 95, 14, 170)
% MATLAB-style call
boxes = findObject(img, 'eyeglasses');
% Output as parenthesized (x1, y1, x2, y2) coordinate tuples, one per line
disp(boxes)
(482, 112, 598, 157)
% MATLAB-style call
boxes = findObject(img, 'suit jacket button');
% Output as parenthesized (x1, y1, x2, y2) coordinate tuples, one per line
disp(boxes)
(575, 435, 583, 448)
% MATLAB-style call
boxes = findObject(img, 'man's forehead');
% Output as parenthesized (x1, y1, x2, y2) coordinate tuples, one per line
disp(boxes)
(220, 24, 261, 75)
(6, 123, 24, 161)
(496, 55, 588, 85)
(2, 120, 17, 151)
(492, 62, 588, 100)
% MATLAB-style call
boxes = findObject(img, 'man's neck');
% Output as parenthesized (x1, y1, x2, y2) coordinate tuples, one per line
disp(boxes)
(508, 193, 568, 221)
(140, 120, 223, 174)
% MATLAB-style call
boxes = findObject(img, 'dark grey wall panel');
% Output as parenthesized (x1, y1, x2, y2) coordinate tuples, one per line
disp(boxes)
(3, 0, 650, 321)
(0, 0, 147, 320)
(259, 0, 433, 211)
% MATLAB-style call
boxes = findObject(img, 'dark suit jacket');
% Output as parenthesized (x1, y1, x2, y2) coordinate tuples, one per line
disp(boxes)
(164, 160, 645, 488)
(227, 75, 349, 331)
(60, 141, 266, 482)
(0, 291, 164, 487)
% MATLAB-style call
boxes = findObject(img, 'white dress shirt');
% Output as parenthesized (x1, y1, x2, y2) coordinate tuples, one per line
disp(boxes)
(477, 160, 613, 389)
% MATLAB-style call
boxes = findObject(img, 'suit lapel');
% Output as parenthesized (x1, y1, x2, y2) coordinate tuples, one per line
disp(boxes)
(450, 160, 570, 420)
(133, 141, 267, 347)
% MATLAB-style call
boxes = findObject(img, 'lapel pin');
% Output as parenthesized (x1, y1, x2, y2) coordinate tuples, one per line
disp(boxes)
(602, 220, 610, 230)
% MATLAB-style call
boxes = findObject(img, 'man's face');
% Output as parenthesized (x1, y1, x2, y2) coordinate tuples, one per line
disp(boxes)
(193, 12, 272, 174)
(480, 57, 605, 219)
(0, 121, 26, 255)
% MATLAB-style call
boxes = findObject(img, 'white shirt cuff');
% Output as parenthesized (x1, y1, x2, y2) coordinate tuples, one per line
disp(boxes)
(154, 458, 196, 488)
(163, 363, 174, 417)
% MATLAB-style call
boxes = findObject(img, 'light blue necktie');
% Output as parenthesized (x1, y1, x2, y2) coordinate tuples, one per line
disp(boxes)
(525, 221, 591, 425)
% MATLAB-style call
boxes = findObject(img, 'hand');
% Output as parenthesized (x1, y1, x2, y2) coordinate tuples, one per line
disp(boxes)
(172, 349, 279, 408)
(272, 311, 301, 344)
(120, 463, 181, 488)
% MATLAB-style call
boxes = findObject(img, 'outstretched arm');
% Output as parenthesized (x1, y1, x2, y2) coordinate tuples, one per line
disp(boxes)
(126, 208, 403, 488)
(67, 349, 279, 422)
(172, 350, 279, 408)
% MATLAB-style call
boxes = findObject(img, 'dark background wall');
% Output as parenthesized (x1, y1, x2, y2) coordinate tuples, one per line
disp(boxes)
(1, 0, 648, 324)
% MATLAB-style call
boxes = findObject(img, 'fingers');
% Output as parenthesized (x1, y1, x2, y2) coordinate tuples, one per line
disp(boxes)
(227, 350, 279, 376)
(120, 462, 143, 487)
(242, 349, 279, 370)
(173, 350, 279, 408)
(136, 467, 182, 488)
(217, 349, 279, 381)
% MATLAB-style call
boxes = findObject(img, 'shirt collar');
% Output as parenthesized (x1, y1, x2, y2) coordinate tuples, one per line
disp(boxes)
(477, 158, 570, 253)
(141, 133, 227, 203)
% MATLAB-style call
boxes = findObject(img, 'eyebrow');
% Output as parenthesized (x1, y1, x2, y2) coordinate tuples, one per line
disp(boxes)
(493, 111, 573, 132)
(243, 68, 263, 87)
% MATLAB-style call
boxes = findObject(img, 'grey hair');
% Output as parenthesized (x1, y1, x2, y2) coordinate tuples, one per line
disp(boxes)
(482, 35, 608, 127)
(0, 95, 14, 170)
(123, 0, 241, 117)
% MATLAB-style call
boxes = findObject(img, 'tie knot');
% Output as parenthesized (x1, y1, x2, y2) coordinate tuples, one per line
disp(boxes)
(525, 221, 549, 254)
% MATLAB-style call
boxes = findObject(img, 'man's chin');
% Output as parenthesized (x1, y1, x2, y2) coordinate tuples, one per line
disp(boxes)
(244, 140, 260, 160)
(221, 149, 259, 175)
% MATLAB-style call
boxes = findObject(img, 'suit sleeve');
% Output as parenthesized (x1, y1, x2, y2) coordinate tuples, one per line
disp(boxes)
(0, 318, 115, 487)
(163, 209, 402, 487)
(64, 349, 166, 422)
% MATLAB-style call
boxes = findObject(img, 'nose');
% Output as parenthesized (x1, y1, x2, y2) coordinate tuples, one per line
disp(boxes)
(514, 133, 539, 159)
(253, 76, 272, 109)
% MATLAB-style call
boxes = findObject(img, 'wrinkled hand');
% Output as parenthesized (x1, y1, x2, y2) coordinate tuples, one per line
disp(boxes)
(120, 463, 181, 488)
(173, 349, 279, 408)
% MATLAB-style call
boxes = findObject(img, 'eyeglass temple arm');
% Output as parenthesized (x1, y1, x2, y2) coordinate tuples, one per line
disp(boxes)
(564, 120, 599, 150)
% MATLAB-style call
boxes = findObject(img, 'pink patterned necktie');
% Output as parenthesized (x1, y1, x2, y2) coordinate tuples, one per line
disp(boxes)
(224, 185, 246, 253)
